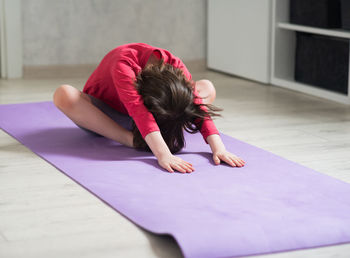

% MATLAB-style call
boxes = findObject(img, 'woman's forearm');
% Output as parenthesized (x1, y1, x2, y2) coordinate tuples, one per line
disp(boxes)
(206, 134, 225, 152)
(144, 131, 172, 159)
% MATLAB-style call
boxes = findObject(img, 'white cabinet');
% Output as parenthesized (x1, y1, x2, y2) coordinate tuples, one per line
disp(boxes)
(207, 0, 272, 84)
(271, 0, 350, 104)
(207, 0, 350, 104)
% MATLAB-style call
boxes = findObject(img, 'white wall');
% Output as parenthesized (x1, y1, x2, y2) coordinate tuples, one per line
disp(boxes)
(1, 0, 22, 78)
(21, 0, 207, 66)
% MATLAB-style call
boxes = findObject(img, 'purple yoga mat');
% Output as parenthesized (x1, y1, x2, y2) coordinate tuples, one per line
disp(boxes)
(1, 101, 350, 258)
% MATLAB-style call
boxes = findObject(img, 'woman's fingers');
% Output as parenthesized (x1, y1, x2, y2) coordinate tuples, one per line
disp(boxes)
(175, 158, 194, 172)
(216, 153, 246, 167)
(178, 162, 194, 173)
(158, 154, 195, 173)
(184, 161, 193, 168)
(216, 154, 234, 167)
(166, 164, 174, 173)
(223, 155, 236, 167)
(181, 164, 193, 173)
(236, 157, 246, 166)
(173, 163, 187, 173)
(183, 160, 194, 171)
(172, 159, 194, 173)
(170, 162, 188, 173)
(228, 156, 240, 167)
(239, 159, 246, 166)
(231, 156, 245, 167)
(225, 153, 245, 166)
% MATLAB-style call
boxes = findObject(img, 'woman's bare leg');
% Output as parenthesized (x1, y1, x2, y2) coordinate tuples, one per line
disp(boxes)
(53, 84, 133, 147)
(195, 79, 216, 104)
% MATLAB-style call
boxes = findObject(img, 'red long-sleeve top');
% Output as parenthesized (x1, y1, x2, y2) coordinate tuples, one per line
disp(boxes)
(83, 43, 219, 142)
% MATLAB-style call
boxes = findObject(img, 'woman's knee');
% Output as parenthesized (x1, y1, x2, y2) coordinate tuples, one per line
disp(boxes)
(196, 79, 216, 104)
(53, 84, 81, 111)
(205, 79, 216, 95)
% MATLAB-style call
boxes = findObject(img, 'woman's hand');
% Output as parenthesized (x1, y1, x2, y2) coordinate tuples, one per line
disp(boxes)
(207, 134, 245, 168)
(158, 153, 194, 173)
(212, 149, 245, 167)
(144, 131, 194, 173)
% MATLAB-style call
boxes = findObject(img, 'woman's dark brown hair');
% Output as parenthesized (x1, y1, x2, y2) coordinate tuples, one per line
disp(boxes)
(132, 59, 222, 153)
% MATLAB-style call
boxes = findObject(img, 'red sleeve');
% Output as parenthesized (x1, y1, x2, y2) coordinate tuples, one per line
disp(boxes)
(111, 60, 160, 138)
(171, 56, 220, 143)
(168, 55, 193, 81)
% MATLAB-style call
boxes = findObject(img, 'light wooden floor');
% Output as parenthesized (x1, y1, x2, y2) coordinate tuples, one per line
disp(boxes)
(1, 68, 350, 258)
